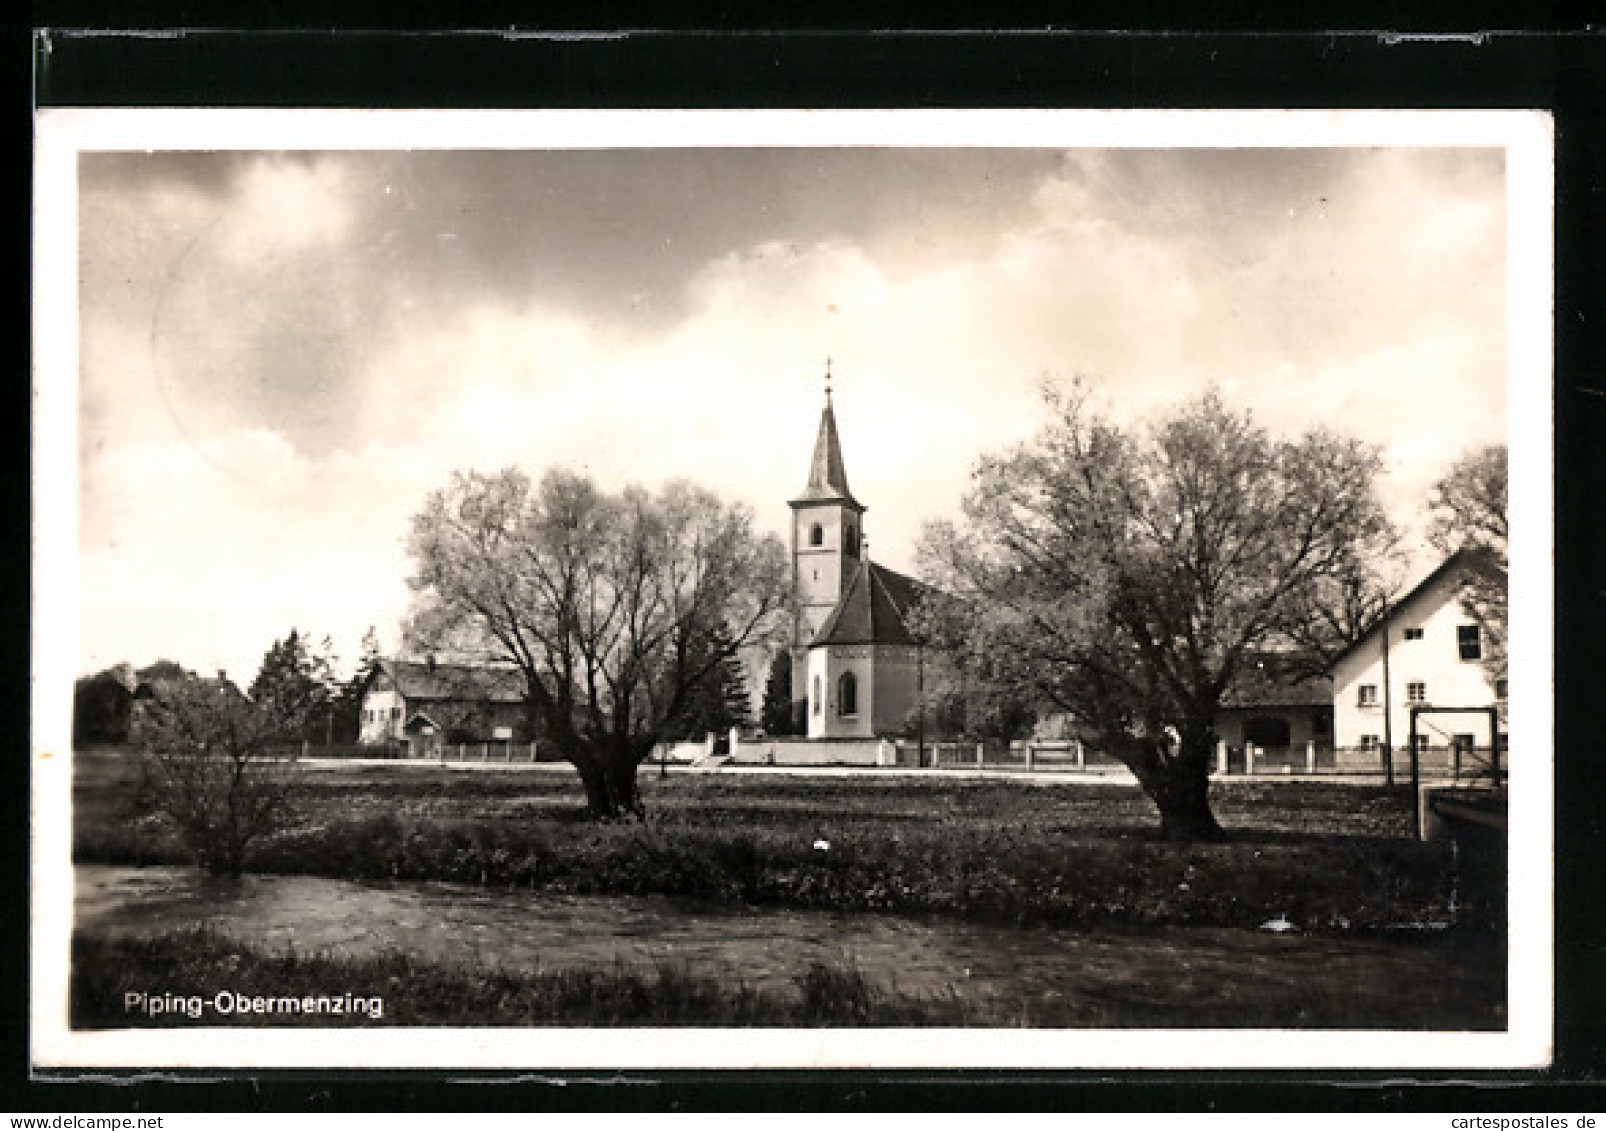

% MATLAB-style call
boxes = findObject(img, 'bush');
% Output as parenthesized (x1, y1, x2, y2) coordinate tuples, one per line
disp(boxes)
(128, 677, 307, 877)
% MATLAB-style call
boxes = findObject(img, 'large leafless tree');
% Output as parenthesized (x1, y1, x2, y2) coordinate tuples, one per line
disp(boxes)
(404, 468, 789, 818)
(919, 382, 1396, 840)
(1428, 443, 1508, 691)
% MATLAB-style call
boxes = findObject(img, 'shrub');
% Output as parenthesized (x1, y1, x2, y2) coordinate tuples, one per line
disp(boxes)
(128, 676, 307, 878)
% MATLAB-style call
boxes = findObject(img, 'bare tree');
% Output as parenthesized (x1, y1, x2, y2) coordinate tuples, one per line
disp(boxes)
(1428, 443, 1508, 689)
(130, 668, 312, 877)
(1280, 543, 1408, 677)
(404, 468, 789, 818)
(920, 381, 1394, 840)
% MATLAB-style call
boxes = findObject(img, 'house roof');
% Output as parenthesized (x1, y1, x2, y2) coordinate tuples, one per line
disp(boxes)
(1327, 546, 1502, 668)
(789, 393, 864, 511)
(376, 658, 525, 703)
(1222, 656, 1333, 709)
(811, 561, 932, 647)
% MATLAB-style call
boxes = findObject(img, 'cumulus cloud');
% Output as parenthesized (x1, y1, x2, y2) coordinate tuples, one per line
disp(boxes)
(67, 142, 1513, 681)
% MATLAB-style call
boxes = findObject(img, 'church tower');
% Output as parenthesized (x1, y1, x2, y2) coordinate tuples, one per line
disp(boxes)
(788, 364, 865, 710)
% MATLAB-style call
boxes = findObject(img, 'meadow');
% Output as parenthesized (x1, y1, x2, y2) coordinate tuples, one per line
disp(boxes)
(71, 750, 1503, 932)
(68, 750, 1507, 1029)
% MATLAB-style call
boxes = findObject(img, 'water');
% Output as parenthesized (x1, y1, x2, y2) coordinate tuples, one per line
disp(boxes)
(74, 864, 1489, 1023)
(77, 864, 1123, 1002)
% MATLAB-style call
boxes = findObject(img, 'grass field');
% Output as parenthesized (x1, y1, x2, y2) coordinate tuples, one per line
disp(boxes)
(67, 749, 1507, 1030)
(72, 749, 1503, 934)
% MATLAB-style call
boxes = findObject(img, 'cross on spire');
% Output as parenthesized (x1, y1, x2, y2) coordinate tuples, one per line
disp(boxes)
(790, 356, 862, 511)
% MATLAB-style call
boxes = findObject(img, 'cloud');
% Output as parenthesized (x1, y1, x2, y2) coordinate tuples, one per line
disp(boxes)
(78, 428, 415, 681)
(70, 144, 1511, 678)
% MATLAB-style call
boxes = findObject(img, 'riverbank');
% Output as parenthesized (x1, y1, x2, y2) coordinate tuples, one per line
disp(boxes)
(73, 753, 1503, 934)
(71, 866, 1508, 1030)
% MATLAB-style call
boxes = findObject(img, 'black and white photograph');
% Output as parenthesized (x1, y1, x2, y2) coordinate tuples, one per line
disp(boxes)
(30, 109, 1553, 1071)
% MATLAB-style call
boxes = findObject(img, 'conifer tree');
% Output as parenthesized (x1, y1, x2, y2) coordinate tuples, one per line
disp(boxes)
(759, 649, 797, 735)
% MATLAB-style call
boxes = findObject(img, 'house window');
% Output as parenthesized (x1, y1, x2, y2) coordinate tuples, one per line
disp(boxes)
(812, 676, 822, 716)
(1496, 678, 1509, 699)
(391, 706, 401, 721)
(1407, 681, 1427, 704)
(1357, 684, 1378, 707)
(1458, 624, 1482, 660)
(1403, 627, 1424, 641)
(845, 523, 858, 555)
(1411, 733, 1431, 754)
(838, 671, 858, 717)
(1359, 734, 1380, 752)
(809, 523, 824, 547)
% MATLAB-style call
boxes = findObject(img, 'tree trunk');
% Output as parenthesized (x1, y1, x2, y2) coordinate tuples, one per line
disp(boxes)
(1127, 730, 1226, 842)
(1147, 763, 1225, 841)
(573, 746, 644, 820)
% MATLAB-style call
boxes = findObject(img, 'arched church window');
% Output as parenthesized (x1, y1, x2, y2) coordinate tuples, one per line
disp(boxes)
(812, 676, 822, 716)
(838, 671, 858, 717)
(809, 523, 824, 547)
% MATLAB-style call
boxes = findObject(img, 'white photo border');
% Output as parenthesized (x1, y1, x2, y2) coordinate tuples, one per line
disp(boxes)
(31, 107, 1555, 1072)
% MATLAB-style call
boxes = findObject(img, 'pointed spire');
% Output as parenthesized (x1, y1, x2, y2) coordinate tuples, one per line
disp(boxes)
(791, 360, 863, 510)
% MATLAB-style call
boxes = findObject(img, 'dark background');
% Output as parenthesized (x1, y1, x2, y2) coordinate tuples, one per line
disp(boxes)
(17, 11, 1606, 1114)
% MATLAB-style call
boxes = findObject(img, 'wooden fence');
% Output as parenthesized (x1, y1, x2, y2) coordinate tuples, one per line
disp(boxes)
(288, 740, 552, 763)
(282, 736, 1505, 782)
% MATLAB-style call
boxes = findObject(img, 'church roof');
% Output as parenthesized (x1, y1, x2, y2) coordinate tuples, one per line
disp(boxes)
(811, 561, 932, 647)
(790, 394, 864, 511)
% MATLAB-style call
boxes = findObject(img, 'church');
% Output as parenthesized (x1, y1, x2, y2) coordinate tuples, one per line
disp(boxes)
(787, 372, 932, 739)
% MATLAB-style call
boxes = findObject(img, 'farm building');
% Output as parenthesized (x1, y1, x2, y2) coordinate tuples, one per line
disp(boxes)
(1329, 548, 1507, 772)
(1216, 655, 1334, 773)
(357, 657, 530, 755)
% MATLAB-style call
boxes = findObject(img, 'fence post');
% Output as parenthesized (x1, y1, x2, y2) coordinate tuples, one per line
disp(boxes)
(1488, 706, 1502, 788)
(976, 741, 985, 767)
(1216, 740, 1228, 776)
(1074, 740, 1085, 771)
(1025, 742, 1035, 771)
(1245, 742, 1256, 776)
(1305, 740, 1316, 774)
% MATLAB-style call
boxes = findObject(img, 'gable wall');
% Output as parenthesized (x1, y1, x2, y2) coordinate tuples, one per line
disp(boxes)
(1331, 567, 1503, 750)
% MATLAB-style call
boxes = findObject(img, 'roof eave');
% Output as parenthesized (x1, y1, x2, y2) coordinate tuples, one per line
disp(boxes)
(788, 492, 866, 512)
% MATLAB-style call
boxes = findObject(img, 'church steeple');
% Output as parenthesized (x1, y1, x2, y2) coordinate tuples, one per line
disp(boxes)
(787, 362, 868, 701)
(791, 359, 863, 510)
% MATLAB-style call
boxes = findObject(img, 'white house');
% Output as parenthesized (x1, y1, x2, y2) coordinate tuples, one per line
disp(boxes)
(1330, 549, 1506, 773)
(358, 657, 528, 754)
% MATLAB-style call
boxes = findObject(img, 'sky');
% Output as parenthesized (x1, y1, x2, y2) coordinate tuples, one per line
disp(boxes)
(62, 129, 1515, 683)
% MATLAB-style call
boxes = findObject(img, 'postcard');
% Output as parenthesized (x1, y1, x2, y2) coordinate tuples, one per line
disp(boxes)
(32, 107, 1554, 1072)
